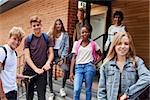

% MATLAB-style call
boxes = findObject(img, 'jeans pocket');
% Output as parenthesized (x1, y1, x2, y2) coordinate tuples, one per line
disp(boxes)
(75, 66, 83, 74)
(87, 63, 96, 73)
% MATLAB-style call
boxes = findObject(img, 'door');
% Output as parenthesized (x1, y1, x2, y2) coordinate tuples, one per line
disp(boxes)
(90, 4, 108, 91)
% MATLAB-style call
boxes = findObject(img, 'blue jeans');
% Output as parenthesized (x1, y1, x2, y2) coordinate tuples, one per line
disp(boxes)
(74, 62, 96, 100)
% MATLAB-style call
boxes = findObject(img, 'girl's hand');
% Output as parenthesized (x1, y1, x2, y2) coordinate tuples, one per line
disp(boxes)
(69, 72, 74, 82)
(120, 94, 128, 100)
(58, 58, 63, 66)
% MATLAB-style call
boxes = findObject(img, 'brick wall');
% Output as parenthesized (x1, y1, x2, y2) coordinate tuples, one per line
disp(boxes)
(0, 0, 78, 55)
(68, 0, 78, 49)
(112, 0, 149, 67)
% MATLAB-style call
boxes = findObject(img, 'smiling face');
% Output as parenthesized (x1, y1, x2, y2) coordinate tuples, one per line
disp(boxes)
(106, 33, 136, 63)
(55, 20, 62, 31)
(31, 22, 42, 34)
(8, 35, 22, 50)
(115, 35, 130, 57)
(113, 15, 122, 25)
(77, 10, 84, 21)
(81, 27, 90, 41)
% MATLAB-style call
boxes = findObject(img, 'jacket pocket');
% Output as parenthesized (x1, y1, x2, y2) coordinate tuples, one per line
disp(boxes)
(106, 70, 115, 84)
(126, 67, 137, 83)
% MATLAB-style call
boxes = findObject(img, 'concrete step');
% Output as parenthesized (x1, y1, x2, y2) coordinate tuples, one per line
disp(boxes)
(52, 78, 97, 100)
(18, 78, 98, 100)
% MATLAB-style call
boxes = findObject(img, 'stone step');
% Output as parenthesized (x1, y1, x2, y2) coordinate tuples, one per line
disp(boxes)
(18, 78, 98, 100)
(52, 78, 97, 100)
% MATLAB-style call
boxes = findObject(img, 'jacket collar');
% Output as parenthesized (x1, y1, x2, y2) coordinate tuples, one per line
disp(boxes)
(109, 58, 133, 68)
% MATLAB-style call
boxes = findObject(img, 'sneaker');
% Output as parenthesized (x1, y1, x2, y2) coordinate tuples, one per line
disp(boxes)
(48, 93, 54, 100)
(60, 88, 66, 97)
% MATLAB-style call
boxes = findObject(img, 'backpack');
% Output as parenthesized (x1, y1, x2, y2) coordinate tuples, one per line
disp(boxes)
(75, 40, 100, 63)
(27, 33, 49, 44)
(0, 46, 17, 70)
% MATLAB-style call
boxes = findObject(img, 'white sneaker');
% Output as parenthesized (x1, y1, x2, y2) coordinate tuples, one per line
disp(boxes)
(60, 88, 66, 97)
(48, 93, 54, 100)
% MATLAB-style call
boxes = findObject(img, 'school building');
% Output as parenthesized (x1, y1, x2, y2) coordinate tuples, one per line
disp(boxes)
(0, 0, 149, 67)
(0, 0, 149, 99)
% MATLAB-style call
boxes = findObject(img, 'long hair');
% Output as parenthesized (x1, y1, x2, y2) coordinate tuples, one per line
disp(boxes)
(102, 32, 136, 67)
(53, 19, 66, 38)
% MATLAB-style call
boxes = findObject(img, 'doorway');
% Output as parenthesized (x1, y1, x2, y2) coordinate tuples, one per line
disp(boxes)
(90, 4, 108, 91)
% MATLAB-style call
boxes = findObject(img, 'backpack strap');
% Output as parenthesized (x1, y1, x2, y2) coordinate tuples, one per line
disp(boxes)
(0, 46, 7, 70)
(42, 33, 49, 44)
(27, 33, 49, 44)
(75, 39, 82, 55)
(15, 51, 17, 57)
(91, 41, 96, 62)
(0, 46, 17, 70)
(27, 34, 33, 43)
(75, 40, 96, 61)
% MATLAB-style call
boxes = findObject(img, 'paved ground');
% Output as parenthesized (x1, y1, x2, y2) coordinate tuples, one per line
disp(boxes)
(17, 77, 150, 100)
(18, 78, 97, 100)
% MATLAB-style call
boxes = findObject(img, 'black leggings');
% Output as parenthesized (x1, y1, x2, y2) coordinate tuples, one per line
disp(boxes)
(62, 70, 69, 88)
(49, 65, 53, 93)
(23, 70, 47, 100)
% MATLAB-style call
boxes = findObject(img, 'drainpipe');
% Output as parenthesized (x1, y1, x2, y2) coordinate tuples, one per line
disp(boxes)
(85, 2, 91, 38)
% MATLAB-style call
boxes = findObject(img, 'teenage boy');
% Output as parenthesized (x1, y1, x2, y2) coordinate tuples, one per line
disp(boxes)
(73, 8, 92, 42)
(23, 16, 54, 100)
(0, 27, 24, 100)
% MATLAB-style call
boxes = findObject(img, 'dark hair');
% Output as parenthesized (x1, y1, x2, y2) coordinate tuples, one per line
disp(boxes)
(82, 25, 91, 34)
(113, 10, 124, 21)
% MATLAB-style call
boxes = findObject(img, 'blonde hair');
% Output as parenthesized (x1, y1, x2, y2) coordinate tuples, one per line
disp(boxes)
(9, 26, 25, 41)
(102, 32, 136, 67)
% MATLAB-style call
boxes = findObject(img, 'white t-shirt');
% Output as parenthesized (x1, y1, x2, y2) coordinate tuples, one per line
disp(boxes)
(54, 32, 64, 49)
(72, 41, 100, 64)
(105, 25, 126, 50)
(0, 44, 17, 93)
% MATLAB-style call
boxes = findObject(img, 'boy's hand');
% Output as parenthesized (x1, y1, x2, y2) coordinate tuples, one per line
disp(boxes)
(42, 64, 51, 71)
(69, 72, 74, 82)
(0, 79, 7, 100)
(34, 68, 44, 75)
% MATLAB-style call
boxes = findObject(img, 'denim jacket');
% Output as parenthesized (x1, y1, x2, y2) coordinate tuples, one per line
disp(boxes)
(58, 32, 69, 58)
(97, 56, 150, 100)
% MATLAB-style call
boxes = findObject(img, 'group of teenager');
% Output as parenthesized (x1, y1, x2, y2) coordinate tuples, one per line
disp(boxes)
(0, 7, 150, 100)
